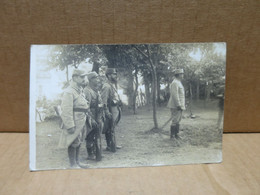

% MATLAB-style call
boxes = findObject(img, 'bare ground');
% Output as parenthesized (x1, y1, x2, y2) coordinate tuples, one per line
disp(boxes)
(34, 100, 222, 170)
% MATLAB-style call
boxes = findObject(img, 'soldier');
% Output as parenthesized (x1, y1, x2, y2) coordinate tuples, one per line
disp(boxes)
(167, 69, 185, 139)
(58, 69, 89, 168)
(84, 71, 103, 161)
(101, 68, 122, 152)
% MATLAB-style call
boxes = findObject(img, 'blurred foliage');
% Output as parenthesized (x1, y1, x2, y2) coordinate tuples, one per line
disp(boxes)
(36, 96, 62, 121)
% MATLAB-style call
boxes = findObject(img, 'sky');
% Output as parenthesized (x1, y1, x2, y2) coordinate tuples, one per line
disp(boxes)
(189, 42, 226, 61)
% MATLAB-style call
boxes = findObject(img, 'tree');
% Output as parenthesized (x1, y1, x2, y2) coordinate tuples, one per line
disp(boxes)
(133, 44, 160, 130)
(48, 45, 107, 83)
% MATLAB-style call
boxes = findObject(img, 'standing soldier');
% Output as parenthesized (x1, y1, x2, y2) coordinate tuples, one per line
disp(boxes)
(167, 69, 185, 139)
(101, 68, 122, 152)
(58, 69, 89, 168)
(84, 72, 103, 161)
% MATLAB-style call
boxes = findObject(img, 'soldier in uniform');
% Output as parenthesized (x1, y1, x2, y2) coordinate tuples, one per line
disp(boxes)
(58, 69, 89, 168)
(84, 71, 104, 161)
(101, 68, 122, 152)
(167, 69, 185, 139)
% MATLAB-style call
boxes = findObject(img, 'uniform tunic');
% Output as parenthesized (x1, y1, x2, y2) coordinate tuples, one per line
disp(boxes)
(84, 86, 103, 134)
(167, 78, 185, 125)
(101, 81, 121, 129)
(58, 81, 89, 148)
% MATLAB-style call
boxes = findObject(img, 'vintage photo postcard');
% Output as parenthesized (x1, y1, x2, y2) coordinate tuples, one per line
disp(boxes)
(30, 43, 226, 171)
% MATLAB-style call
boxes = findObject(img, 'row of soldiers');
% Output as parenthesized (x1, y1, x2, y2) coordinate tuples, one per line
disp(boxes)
(58, 68, 122, 168)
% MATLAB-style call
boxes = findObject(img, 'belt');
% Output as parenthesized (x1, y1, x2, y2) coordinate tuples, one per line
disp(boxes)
(73, 108, 88, 112)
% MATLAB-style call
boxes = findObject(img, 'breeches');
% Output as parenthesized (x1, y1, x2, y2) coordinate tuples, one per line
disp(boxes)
(170, 108, 182, 125)
(111, 106, 120, 123)
(86, 128, 95, 148)
(70, 126, 86, 148)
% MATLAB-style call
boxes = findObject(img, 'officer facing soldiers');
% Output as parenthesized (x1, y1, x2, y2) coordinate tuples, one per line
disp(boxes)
(58, 69, 89, 168)
(167, 69, 185, 139)
(101, 68, 122, 152)
(84, 71, 103, 161)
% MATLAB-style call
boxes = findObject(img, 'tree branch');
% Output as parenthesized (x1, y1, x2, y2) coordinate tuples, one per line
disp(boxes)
(133, 45, 148, 59)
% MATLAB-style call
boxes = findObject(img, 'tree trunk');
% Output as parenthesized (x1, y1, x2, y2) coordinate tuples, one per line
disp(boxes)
(147, 46, 158, 129)
(189, 83, 193, 115)
(205, 81, 212, 101)
(66, 65, 69, 82)
(196, 79, 200, 100)
(144, 74, 151, 105)
(133, 68, 139, 114)
(126, 72, 134, 109)
(151, 66, 158, 129)
(132, 45, 158, 129)
(157, 75, 161, 106)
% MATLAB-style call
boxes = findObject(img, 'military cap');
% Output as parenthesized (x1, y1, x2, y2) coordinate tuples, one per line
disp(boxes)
(87, 71, 99, 80)
(174, 68, 184, 75)
(106, 68, 117, 75)
(72, 69, 87, 77)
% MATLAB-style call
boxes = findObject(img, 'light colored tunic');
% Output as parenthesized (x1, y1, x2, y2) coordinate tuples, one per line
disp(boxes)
(167, 78, 185, 110)
(58, 81, 89, 148)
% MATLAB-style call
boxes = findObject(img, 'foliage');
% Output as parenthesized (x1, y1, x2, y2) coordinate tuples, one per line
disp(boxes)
(36, 96, 62, 121)
(44, 43, 226, 119)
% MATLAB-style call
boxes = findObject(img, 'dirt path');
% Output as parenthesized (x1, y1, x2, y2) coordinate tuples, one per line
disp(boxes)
(35, 102, 222, 170)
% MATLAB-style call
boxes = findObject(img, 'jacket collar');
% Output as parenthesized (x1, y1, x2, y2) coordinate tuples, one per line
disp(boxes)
(70, 81, 83, 93)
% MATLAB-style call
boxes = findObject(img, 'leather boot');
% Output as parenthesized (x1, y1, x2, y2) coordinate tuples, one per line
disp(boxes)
(175, 124, 180, 139)
(68, 146, 80, 168)
(105, 133, 111, 151)
(86, 147, 95, 160)
(170, 125, 175, 139)
(75, 145, 88, 169)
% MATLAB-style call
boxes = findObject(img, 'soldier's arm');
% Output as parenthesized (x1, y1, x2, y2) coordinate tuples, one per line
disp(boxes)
(101, 84, 112, 118)
(60, 92, 75, 129)
(101, 84, 110, 106)
(84, 87, 92, 103)
(171, 83, 181, 107)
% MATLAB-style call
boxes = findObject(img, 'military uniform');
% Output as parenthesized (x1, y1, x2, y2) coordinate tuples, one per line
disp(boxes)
(167, 69, 185, 138)
(84, 82, 104, 160)
(101, 68, 121, 151)
(58, 69, 89, 168)
(59, 81, 89, 148)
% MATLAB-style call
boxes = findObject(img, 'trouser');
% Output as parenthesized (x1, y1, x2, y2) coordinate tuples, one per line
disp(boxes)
(68, 144, 81, 167)
(170, 108, 182, 138)
(86, 129, 95, 149)
(170, 108, 182, 126)
(104, 106, 120, 147)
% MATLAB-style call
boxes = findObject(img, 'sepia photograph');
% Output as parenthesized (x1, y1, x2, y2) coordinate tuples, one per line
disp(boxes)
(30, 43, 226, 171)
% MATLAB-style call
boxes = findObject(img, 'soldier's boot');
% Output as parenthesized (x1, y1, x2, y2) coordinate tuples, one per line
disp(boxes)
(86, 147, 95, 160)
(175, 124, 181, 139)
(105, 133, 111, 151)
(170, 125, 175, 139)
(75, 145, 88, 169)
(68, 146, 80, 168)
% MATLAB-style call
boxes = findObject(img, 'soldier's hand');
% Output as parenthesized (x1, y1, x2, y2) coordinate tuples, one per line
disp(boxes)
(67, 127, 76, 134)
(91, 119, 98, 129)
(177, 106, 182, 111)
(106, 112, 112, 119)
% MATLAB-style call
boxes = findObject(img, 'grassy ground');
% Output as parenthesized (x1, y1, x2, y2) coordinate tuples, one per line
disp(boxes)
(34, 100, 223, 170)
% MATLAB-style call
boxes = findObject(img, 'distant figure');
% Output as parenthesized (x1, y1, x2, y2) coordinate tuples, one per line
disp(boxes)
(167, 69, 185, 139)
(58, 69, 89, 168)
